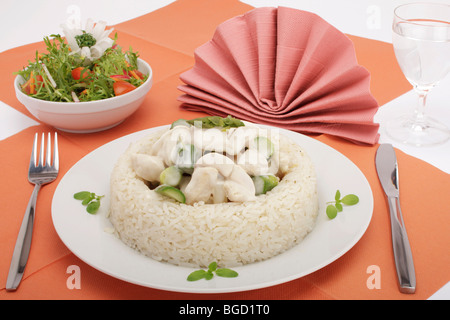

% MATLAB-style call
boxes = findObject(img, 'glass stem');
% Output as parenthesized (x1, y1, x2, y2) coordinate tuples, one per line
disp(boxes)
(413, 87, 429, 129)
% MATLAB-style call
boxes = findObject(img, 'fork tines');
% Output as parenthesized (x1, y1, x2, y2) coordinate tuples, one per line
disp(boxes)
(31, 132, 59, 170)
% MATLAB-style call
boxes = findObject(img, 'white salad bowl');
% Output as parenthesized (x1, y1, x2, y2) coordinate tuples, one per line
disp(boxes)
(14, 58, 153, 133)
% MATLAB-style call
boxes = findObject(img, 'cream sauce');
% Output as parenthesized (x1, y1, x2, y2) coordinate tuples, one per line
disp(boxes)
(133, 124, 279, 204)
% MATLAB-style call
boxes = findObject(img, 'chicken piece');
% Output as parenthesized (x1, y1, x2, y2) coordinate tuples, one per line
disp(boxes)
(184, 167, 218, 204)
(225, 126, 257, 155)
(226, 126, 261, 155)
(152, 126, 192, 166)
(193, 127, 226, 153)
(222, 164, 256, 203)
(131, 153, 165, 182)
(237, 148, 269, 176)
(149, 129, 172, 156)
(223, 180, 256, 202)
(195, 152, 235, 177)
(266, 149, 280, 175)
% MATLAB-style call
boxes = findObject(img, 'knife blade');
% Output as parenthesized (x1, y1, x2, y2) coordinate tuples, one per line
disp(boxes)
(375, 144, 416, 294)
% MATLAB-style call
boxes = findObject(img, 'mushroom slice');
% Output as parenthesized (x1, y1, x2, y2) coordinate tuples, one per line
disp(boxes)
(227, 164, 256, 196)
(212, 175, 227, 204)
(195, 152, 235, 177)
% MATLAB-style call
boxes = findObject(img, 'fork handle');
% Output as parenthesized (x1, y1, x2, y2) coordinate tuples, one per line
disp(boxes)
(6, 183, 41, 291)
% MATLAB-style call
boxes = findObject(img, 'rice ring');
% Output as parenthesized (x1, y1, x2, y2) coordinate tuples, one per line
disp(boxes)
(109, 127, 319, 268)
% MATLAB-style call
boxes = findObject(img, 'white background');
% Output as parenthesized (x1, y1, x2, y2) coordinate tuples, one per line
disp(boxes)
(1, 0, 449, 299)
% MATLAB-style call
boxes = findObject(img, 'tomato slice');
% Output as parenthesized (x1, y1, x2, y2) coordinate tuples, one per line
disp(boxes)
(110, 74, 131, 81)
(134, 70, 145, 79)
(113, 81, 136, 96)
(123, 68, 145, 80)
(71, 67, 91, 80)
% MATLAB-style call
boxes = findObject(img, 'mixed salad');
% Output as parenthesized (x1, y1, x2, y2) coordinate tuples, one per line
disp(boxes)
(16, 21, 148, 102)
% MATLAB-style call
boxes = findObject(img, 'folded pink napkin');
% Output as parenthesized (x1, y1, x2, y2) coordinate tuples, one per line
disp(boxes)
(178, 6, 380, 144)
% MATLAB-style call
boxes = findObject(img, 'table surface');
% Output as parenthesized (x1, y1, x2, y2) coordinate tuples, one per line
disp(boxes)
(0, 0, 448, 300)
(2, 0, 449, 173)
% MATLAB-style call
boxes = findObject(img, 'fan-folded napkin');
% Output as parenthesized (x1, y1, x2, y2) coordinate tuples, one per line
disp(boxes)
(178, 6, 380, 144)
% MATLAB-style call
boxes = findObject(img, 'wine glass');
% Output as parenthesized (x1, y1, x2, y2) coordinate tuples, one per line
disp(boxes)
(387, 3, 450, 146)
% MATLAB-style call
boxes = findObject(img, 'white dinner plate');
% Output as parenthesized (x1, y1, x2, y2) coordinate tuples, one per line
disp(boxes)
(51, 124, 373, 293)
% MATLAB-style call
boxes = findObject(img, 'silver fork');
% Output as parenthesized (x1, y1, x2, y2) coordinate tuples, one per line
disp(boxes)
(6, 132, 59, 291)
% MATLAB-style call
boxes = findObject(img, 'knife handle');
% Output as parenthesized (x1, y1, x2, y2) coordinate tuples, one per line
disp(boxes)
(387, 196, 416, 294)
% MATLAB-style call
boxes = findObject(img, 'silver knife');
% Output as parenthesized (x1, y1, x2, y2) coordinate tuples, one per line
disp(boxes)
(375, 144, 416, 294)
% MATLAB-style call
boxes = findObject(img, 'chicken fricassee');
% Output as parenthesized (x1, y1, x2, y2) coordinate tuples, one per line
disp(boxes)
(131, 116, 281, 204)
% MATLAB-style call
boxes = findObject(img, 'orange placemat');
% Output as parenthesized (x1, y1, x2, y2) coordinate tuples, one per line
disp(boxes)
(1, 0, 448, 300)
